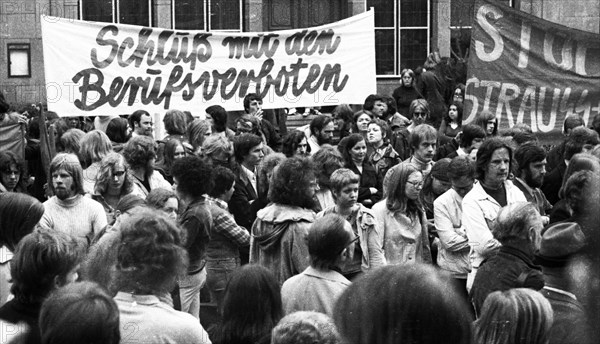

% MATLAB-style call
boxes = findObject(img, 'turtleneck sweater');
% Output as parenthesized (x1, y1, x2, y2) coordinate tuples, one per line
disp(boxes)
(39, 194, 107, 245)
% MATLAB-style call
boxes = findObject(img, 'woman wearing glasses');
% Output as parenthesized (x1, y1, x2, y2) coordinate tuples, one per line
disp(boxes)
(406, 99, 431, 132)
(318, 168, 386, 280)
(372, 163, 432, 265)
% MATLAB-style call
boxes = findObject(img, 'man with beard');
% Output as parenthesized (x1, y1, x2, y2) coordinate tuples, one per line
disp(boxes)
(462, 137, 526, 291)
(39, 153, 107, 245)
(514, 143, 552, 221)
(250, 157, 319, 285)
(122, 135, 171, 197)
(307, 115, 335, 155)
(128, 109, 154, 138)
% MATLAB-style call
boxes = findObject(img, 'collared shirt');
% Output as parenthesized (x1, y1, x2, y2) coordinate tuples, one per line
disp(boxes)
(207, 196, 229, 212)
(281, 266, 350, 316)
(514, 178, 552, 216)
(241, 165, 257, 195)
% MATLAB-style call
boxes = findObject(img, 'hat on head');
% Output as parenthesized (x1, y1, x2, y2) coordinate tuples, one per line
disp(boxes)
(430, 158, 452, 183)
(536, 222, 586, 267)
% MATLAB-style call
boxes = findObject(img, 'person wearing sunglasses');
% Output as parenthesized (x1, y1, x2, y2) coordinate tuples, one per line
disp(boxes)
(406, 99, 431, 133)
(281, 214, 354, 316)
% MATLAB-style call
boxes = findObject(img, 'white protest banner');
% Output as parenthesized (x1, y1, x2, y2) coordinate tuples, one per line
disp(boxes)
(41, 11, 376, 117)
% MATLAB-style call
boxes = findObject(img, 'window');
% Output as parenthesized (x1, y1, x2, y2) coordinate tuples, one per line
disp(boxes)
(450, 0, 514, 58)
(7, 44, 31, 78)
(173, 0, 242, 31)
(80, 0, 152, 26)
(368, 0, 430, 76)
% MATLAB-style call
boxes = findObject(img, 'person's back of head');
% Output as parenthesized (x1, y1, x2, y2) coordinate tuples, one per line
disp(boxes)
(10, 229, 83, 304)
(163, 109, 188, 136)
(114, 209, 187, 296)
(40, 281, 120, 344)
(268, 156, 317, 209)
(59, 128, 85, 155)
(564, 126, 600, 161)
(79, 130, 113, 167)
(492, 202, 542, 248)
(0, 193, 44, 252)
(106, 117, 130, 144)
(272, 311, 340, 344)
(475, 288, 553, 344)
(219, 264, 283, 344)
(312, 145, 344, 189)
(460, 124, 486, 149)
(563, 115, 585, 136)
(206, 105, 229, 132)
(307, 214, 353, 271)
(334, 264, 472, 344)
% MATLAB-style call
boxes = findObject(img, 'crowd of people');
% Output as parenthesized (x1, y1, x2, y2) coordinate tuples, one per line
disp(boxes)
(1, 59, 600, 344)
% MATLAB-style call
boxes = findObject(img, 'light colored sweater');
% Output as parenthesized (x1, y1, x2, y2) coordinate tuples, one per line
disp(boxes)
(40, 195, 107, 244)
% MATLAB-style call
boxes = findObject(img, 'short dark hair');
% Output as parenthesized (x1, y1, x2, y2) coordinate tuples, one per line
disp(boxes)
(308, 214, 352, 270)
(172, 156, 214, 199)
(206, 105, 229, 132)
(128, 109, 150, 129)
(268, 157, 317, 208)
(209, 166, 236, 198)
(233, 133, 263, 163)
(40, 281, 120, 344)
(309, 115, 333, 136)
(363, 94, 384, 111)
(282, 130, 308, 158)
(106, 117, 130, 144)
(146, 188, 178, 210)
(122, 136, 156, 170)
(243, 93, 262, 112)
(514, 143, 546, 173)
(163, 109, 188, 135)
(564, 170, 596, 215)
(563, 115, 584, 134)
(564, 126, 600, 161)
(114, 209, 187, 295)
(0, 193, 44, 252)
(11, 229, 83, 304)
(475, 137, 514, 181)
(448, 156, 475, 181)
(460, 124, 486, 148)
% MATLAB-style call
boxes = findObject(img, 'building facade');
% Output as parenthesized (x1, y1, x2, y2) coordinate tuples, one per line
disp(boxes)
(0, 0, 598, 109)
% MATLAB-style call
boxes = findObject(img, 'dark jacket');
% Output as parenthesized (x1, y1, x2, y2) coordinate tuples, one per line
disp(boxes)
(229, 167, 260, 231)
(0, 299, 42, 344)
(470, 244, 544, 316)
(541, 286, 592, 344)
(392, 85, 422, 117)
(179, 198, 212, 274)
(347, 161, 382, 208)
(541, 160, 567, 205)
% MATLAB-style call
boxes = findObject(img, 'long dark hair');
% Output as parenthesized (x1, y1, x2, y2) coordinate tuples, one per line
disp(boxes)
(217, 265, 283, 344)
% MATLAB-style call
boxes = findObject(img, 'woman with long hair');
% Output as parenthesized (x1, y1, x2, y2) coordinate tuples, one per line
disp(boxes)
(155, 138, 187, 184)
(392, 68, 423, 117)
(352, 111, 372, 140)
(92, 152, 138, 224)
(475, 288, 553, 344)
(215, 265, 283, 344)
(332, 104, 355, 140)
(438, 101, 463, 146)
(0, 193, 45, 306)
(80, 130, 114, 194)
(105, 117, 131, 152)
(312, 145, 345, 211)
(406, 99, 431, 132)
(187, 119, 212, 156)
(371, 163, 432, 264)
(339, 134, 381, 208)
(475, 110, 498, 137)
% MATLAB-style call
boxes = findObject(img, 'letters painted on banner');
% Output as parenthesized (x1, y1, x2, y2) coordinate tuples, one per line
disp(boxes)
(465, 0, 600, 141)
(41, 12, 376, 116)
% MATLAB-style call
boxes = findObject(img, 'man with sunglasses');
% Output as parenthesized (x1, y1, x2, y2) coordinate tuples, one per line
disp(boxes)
(281, 214, 353, 316)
